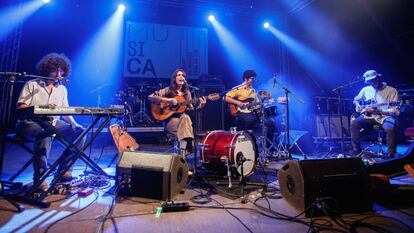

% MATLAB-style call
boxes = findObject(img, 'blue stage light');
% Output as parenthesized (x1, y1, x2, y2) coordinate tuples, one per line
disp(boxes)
(263, 22, 270, 29)
(42, 0, 50, 3)
(208, 15, 215, 21)
(118, 4, 125, 12)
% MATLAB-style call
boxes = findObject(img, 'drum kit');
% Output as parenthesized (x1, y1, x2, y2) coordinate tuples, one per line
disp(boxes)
(113, 83, 160, 127)
(198, 90, 288, 180)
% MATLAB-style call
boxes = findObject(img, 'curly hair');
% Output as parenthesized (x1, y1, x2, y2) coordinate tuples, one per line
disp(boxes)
(36, 53, 71, 77)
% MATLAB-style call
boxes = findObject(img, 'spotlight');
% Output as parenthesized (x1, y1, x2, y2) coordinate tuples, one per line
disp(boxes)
(264, 22, 270, 29)
(118, 4, 126, 11)
(208, 15, 215, 22)
(42, 0, 51, 3)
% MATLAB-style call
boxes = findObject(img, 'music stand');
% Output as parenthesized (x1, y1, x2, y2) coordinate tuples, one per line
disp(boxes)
(0, 72, 25, 212)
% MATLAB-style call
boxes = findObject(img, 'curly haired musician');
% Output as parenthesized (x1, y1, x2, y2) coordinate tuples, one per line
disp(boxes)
(16, 53, 85, 191)
(351, 70, 400, 158)
(148, 69, 206, 156)
(225, 69, 260, 131)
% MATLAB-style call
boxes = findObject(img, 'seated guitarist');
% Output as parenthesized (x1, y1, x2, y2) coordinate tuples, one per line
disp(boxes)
(351, 70, 400, 158)
(148, 69, 206, 156)
(225, 70, 259, 131)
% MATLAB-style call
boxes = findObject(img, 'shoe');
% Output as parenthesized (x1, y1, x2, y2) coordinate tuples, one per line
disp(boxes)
(56, 171, 74, 182)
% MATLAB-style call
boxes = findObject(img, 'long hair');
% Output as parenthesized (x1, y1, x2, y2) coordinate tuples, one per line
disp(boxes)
(36, 53, 71, 77)
(170, 69, 189, 93)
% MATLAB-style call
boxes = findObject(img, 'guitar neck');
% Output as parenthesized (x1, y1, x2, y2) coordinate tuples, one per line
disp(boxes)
(180, 95, 209, 106)
(363, 101, 400, 108)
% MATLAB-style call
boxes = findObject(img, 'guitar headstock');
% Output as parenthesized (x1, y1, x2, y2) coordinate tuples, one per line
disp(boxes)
(207, 93, 221, 101)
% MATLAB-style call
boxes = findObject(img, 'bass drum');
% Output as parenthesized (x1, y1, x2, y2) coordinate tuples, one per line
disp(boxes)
(200, 130, 258, 177)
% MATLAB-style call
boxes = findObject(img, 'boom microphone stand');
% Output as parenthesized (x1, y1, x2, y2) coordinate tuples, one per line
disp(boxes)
(273, 75, 304, 160)
(332, 77, 363, 155)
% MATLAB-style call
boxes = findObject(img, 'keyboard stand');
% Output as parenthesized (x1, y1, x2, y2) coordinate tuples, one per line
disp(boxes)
(9, 114, 114, 208)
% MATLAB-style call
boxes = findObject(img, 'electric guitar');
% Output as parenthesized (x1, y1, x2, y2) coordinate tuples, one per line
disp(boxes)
(228, 98, 264, 117)
(356, 101, 401, 120)
(151, 93, 220, 121)
(228, 97, 286, 117)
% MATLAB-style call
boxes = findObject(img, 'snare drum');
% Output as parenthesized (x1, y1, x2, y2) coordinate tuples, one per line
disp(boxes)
(200, 130, 258, 176)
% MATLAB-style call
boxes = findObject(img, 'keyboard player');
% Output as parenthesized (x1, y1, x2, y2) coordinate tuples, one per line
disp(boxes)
(15, 53, 85, 192)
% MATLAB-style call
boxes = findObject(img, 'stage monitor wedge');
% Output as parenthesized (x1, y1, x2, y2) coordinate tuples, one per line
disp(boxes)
(278, 158, 373, 217)
(117, 151, 189, 200)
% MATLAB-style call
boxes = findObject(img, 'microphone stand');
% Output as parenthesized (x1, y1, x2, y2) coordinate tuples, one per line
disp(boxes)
(331, 78, 363, 155)
(0, 72, 25, 212)
(273, 77, 304, 160)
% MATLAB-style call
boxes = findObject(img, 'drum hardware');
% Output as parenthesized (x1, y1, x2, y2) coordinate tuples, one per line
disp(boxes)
(220, 156, 233, 188)
(135, 85, 154, 126)
(275, 130, 308, 159)
(256, 104, 276, 166)
(216, 152, 266, 203)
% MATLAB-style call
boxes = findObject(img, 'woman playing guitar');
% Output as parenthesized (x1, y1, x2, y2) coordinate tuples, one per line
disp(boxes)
(148, 69, 207, 157)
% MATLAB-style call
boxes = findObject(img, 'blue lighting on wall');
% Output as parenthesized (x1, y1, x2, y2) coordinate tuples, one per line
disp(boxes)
(0, 0, 45, 40)
(69, 5, 125, 108)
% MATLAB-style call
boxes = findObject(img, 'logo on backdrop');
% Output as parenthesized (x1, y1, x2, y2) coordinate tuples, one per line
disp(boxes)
(124, 21, 208, 79)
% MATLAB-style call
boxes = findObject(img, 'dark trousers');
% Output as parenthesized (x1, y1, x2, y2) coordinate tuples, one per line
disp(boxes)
(16, 120, 85, 182)
(350, 115, 397, 154)
(235, 112, 257, 131)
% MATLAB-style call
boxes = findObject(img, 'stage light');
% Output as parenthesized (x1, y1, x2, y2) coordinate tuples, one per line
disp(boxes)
(42, 0, 50, 3)
(264, 22, 270, 29)
(208, 15, 215, 21)
(118, 4, 125, 11)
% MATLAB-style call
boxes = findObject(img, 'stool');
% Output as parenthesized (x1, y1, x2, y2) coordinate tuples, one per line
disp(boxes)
(361, 125, 385, 157)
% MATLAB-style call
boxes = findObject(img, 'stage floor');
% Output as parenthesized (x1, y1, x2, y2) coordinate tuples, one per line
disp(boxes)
(1, 138, 414, 233)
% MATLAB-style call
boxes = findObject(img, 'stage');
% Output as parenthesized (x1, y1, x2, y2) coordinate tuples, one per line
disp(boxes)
(1, 136, 414, 233)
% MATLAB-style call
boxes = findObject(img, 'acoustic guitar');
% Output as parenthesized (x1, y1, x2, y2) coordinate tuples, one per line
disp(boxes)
(357, 101, 401, 119)
(151, 93, 220, 121)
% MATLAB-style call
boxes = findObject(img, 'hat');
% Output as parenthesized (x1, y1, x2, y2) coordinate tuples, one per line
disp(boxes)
(363, 70, 382, 83)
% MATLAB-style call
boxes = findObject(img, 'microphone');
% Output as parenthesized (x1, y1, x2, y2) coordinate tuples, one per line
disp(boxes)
(58, 77, 70, 83)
